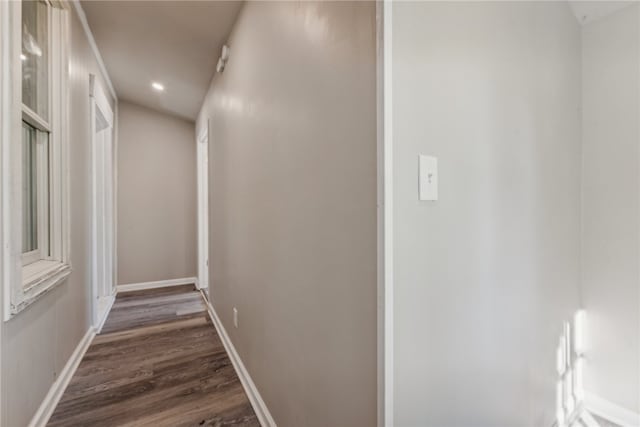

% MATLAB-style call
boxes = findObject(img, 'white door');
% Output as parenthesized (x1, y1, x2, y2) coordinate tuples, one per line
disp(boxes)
(90, 75, 115, 331)
(197, 125, 209, 292)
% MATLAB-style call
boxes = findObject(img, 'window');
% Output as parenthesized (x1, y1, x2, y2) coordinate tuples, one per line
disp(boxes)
(1, 0, 70, 318)
(21, 0, 51, 269)
(22, 121, 50, 266)
(22, 0, 49, 121)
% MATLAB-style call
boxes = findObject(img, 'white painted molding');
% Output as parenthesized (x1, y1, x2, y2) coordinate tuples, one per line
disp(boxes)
(203, 295, 277, 427)
(375, 2, 385, 426)
(117, 277, 197, 293)
(581, 410, 602, 427)
(113, 101, 119, 301)
(0, 0, 7, 415)
(383, 1, 394, 426)
(585, 392, 640, 427)
(28, 327, 96, 427)
(89, 72, 116, 331)
(70, 0, 117, 101)
(94, 293, 116, 333)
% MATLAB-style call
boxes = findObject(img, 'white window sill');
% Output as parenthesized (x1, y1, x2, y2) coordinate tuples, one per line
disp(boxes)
(23, 259, 69, 288)
(8, 260, 72, 317)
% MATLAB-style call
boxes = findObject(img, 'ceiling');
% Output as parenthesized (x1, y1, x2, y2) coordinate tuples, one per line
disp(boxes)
(80, 0, 634, 121)
(568, 1, 635, 25)
(81, 1, 243, 121)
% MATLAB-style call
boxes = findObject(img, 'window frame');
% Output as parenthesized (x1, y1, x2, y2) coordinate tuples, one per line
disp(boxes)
(1, 0, 71, 320)
(21, 117, 51, 267)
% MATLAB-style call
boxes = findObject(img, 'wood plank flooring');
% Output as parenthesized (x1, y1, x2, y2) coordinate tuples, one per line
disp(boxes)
(48, 285, 259, 427)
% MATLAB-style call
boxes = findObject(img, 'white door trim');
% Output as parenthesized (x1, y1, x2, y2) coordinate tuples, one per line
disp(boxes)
(380, 1, 393, 426)
(89, 74, 115, 331)
(197, 122, 210, 293)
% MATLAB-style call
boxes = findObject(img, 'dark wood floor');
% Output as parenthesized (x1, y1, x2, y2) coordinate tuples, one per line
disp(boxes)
(48, 285, 259, 427)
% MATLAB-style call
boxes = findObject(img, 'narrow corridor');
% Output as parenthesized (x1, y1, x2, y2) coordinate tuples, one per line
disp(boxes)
(0, 1, 638, 426)
(47, 286, 258, 426)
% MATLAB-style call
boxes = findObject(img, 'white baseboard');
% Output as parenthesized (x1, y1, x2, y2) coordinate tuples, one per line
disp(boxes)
(95, 294, 116, 334)
(117, 277, 197, 293)
(28, 327, 96, 427)
(202, 294, 276, 427)
(585, 392, 640, 427)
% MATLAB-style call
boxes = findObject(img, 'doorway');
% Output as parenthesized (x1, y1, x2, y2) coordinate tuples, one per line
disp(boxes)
(197, 123, 209, 293)
(90, 74, 116, 331)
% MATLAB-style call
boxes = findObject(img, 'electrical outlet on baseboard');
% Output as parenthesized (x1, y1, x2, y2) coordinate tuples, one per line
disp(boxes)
(233, 307, 238, 328)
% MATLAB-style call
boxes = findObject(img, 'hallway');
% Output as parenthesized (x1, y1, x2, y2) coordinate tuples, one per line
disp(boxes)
(0, 1, 638, 426)
(47, 286, 258, 426)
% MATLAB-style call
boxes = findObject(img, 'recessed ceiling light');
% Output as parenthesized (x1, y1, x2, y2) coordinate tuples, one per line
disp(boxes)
(151, 82, 164, 92)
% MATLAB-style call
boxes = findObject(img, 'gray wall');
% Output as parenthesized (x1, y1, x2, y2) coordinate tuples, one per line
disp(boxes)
(1, 6, 115, 426)
(581, 4, 640, 413)
(392, 2, 582, 425)
(117, 101, 197, 285)
(196, 2, 378, 426)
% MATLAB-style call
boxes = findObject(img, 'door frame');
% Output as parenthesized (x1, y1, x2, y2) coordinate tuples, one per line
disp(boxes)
(378, 2, 393, 426)
(196, 122, 209, 292)
(89, 74, 116, 332)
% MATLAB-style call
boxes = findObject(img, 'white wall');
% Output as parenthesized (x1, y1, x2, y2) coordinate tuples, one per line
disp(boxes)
(1, 5, 115, 426)
(117, 101, 197, 285)
(392, 2, 582, 425)
(581, 4, 640, 414)
(197, 2, 378, 426)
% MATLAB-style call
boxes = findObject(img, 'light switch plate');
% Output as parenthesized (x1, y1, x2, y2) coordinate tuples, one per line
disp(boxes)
(419, 155, 438, 201)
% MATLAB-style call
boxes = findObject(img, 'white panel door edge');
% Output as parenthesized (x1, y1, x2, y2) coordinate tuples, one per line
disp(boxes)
(197, 123, 210, 293)
(89, 74, 115, 330)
